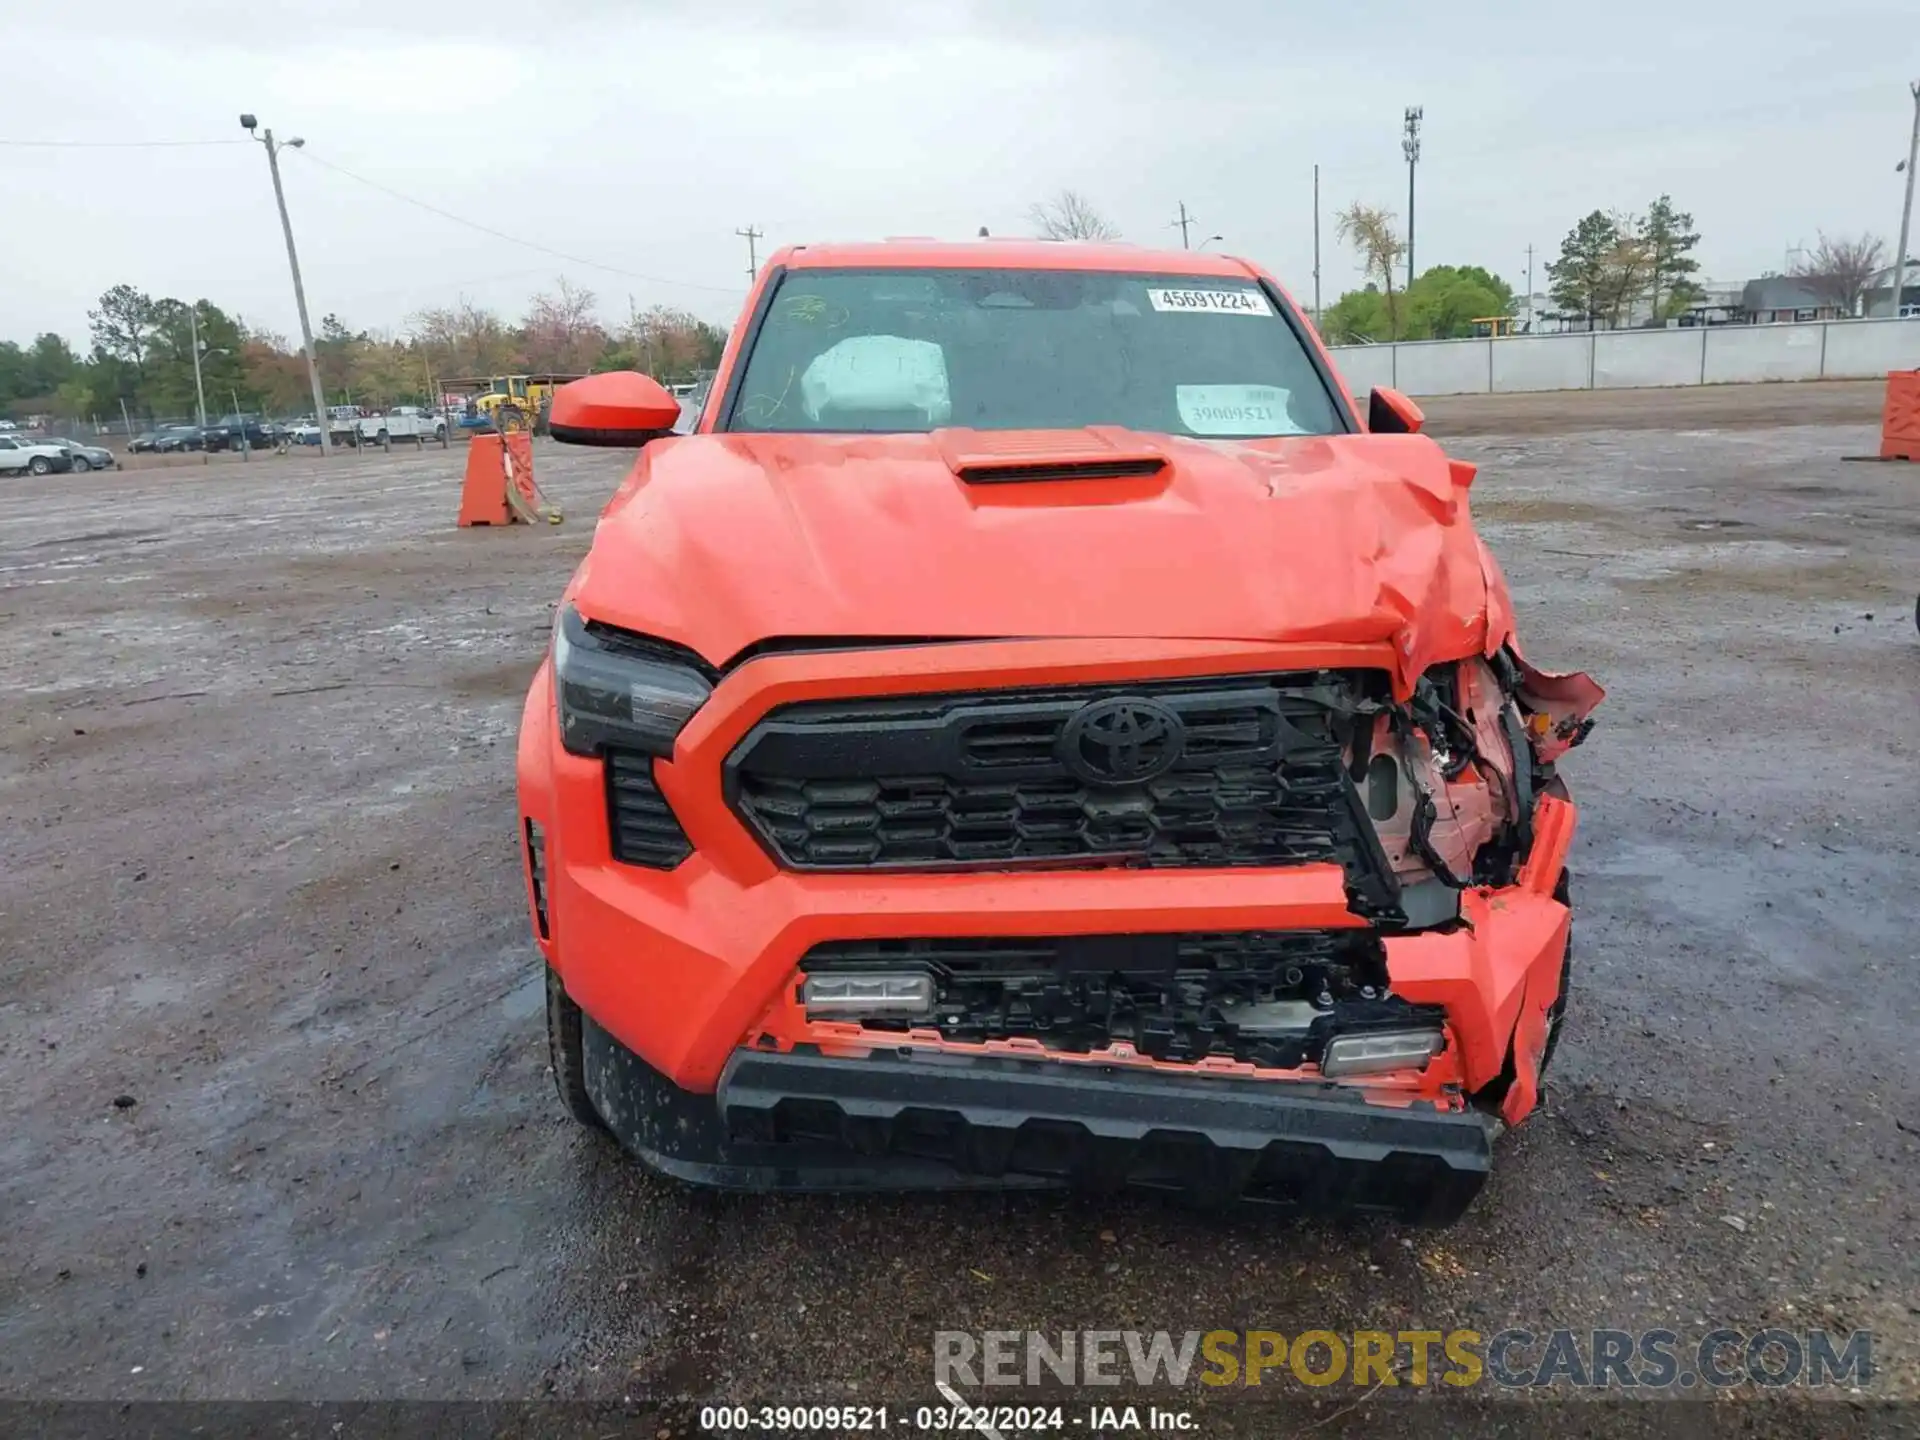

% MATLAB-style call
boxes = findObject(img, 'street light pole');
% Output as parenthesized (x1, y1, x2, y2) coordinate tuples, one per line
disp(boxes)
(1892, 79, 1920, 319)
(188, 306, 208, 430)
(1403, 106, 1423, 290)
(242, 115, 330, 454)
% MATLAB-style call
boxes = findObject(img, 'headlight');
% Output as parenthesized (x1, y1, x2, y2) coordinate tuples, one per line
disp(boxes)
(552, 605, 713, 758)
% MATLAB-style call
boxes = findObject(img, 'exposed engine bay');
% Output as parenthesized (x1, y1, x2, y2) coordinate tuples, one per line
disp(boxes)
(1361, 649, 1600, 908)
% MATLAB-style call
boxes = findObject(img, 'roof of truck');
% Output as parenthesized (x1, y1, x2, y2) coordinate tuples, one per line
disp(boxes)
(773, 239, 1259, 277)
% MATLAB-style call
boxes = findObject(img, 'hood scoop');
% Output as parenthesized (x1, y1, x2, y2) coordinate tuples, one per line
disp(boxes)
(933, 426, 1169, 486)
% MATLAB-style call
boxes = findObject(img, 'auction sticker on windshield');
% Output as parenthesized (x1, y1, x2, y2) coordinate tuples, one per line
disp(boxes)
(1146, 287, 1273, 316)
(1176, 384, 1303, 436)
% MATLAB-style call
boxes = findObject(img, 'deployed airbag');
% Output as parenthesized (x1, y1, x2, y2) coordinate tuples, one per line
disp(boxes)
(801, 336, 952, 424)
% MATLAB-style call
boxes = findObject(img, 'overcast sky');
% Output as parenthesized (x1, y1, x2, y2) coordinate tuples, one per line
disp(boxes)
(5, 0, 1917, 349)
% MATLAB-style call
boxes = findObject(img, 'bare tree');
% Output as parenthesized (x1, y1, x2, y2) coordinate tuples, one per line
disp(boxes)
(1334, 203, 1408, 338)
(1029, 190, 1120, 241)
(522, 276, 605, 373)
(1791, 232, 1887, 316)
(1595, 216, 1654, 328)
(622, 304, 728, 383)
(409, 298, 519, 377)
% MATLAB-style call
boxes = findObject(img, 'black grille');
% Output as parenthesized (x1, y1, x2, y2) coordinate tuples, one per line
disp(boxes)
(727, 674, 1397, 912)
(801, 931, 1436, 1069)
(606, 751, 693, 868)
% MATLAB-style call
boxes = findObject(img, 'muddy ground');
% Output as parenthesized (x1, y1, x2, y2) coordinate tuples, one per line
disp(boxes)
(1, 382, 1916, 1433)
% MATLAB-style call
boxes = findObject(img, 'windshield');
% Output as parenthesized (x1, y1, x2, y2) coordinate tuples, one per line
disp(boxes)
(724, 267, 1345, 438)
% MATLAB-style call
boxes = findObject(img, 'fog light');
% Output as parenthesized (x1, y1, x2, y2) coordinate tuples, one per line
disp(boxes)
(801, 972, 935, 1020)
(1320, 1028, 1444, 1078)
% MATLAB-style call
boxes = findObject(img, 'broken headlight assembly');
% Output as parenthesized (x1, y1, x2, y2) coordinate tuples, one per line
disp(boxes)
(552, 605, 714, 758)
(1358, 654, 1542, 897)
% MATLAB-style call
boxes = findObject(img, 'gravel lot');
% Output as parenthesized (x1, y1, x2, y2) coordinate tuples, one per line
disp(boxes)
(2, 385, 1915, 1433)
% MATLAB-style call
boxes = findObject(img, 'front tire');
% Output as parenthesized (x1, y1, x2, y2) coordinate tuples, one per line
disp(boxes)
(546, 968, 605, 1130)
(71, 456, 92, 473)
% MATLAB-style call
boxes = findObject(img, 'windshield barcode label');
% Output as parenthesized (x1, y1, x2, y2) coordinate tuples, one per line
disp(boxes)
(1146, 288, 1272, 316)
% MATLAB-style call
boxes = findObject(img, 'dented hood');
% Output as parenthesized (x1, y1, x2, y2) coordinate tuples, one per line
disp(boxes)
(571, 428, 1509, 678)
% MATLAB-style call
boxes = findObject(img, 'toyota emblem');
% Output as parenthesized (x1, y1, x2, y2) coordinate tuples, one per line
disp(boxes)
(1060, 697, 1187, 785)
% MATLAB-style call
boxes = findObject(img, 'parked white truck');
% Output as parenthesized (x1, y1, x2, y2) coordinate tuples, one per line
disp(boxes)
(357, 406, 448, 446)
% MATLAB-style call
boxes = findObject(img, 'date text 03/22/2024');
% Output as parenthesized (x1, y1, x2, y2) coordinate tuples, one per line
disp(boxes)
(699, 1404, 1193, 1432)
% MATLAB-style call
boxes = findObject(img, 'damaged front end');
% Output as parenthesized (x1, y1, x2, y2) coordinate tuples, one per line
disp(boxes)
(1364, 649, 1602, 921)
(742, 648, 1604, 1175)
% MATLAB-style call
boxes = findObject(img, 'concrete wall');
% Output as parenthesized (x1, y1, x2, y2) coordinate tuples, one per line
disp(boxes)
(1700, 323, 1825, 384)
(1822, 318, 1920, 377)
(1494, 335, 1592, 393)
(1328, 317, 1920, 397)
(1329, 344, 1395, 394)
(1393, 338, 1493, 396)
(1594, 329, 1703, 389)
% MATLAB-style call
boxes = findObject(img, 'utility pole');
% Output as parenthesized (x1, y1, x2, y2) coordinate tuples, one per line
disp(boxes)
(1525, 244, 1535, 332)
(1173, 201, 1194, 249)
(241, 115, 330, 455)
(1403, 106, 1423, 289)
(231, 387, 250, 462)
(1312, 165, 1322, 326)
(736, 226, 764, 284)
(188, 306, 209, 430)
(1892, 79, 1920, 319)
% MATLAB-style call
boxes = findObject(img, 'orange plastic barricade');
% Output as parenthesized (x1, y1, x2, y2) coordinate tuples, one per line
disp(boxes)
(1881, 370, 1920, 461)
(457, 432, 561, 526)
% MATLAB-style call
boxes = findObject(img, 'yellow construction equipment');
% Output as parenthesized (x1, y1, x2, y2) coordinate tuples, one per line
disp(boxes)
(445, 374, 587, 436)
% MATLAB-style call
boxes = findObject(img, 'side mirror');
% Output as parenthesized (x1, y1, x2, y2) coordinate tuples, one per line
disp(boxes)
(549, 371, 682, 447)
(1367, 386, 1424, 435)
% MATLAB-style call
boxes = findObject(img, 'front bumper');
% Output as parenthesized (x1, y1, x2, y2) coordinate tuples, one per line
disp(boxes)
(585, 1021, 1492, 1221)
(523, 636, 1577, 1189)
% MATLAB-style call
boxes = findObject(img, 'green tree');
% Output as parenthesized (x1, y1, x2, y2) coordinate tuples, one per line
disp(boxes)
(1548, 212, 1641, 328)
(54, 375, 97, 421)
(25, 333, 80, 396)
(0, 340, 32, 414)
(145, 299, 251, 420)
(1320, 286, 1392, 343)
(1547, 212, 1615, 327)
(1405, 264, 1515, 338)
(1642, 196, 1701, 322)
(88, 285, 159, 383)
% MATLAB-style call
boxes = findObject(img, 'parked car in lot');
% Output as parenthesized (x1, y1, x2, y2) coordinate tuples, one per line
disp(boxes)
(153, 426, 207, 453)
(42, 437, 116, 472)
(202, 413, 281, 452)
(0, 435, 76, 475)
